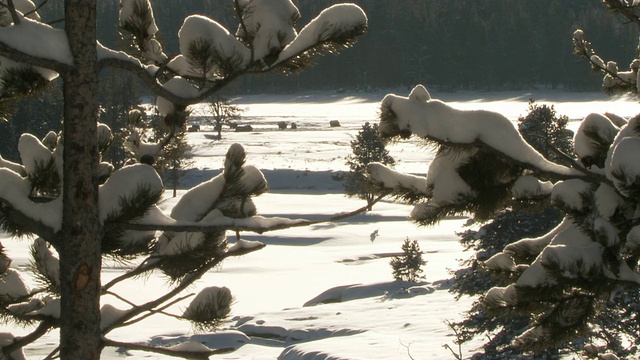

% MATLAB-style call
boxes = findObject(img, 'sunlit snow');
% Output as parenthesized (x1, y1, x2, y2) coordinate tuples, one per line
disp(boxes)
(1, 90, 638, 359)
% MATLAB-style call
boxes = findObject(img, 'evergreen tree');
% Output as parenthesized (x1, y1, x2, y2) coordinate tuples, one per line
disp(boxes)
(390, 238, 426, 282)
(518, 100, 574, 163)
(369, 76, 640, 358)
(447, 101, 573, 358)
(344, 122, 394, 210)
(0, 1, 368, 358)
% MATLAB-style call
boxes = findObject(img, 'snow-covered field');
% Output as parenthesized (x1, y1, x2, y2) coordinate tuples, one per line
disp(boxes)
(1, 89, 638, 359)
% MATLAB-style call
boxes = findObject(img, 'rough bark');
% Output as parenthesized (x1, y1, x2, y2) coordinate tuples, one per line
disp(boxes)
(59, 1, 102, 359)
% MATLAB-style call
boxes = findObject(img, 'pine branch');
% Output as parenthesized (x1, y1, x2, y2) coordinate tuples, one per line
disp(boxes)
(99, 24, 364, 107)
(0, 25, 71, 74)
(603, 0, 640, 26)
(100, 243, 265, 335)
(234, 0, 254, 63)
(101, 338, 234, 360)
(548, 145, 614, 187)
(0, 198, 56, 241)
(114, 192, 390, 234)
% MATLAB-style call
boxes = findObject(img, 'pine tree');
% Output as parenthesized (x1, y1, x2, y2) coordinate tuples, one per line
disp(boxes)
(447, 101, 573, 358)
(344, 122, 394, 210)
(518, 100, 574, 163)
(390, 238, 426, 282)
(369, 77, 640, 359)
(0, 1, 368, 358)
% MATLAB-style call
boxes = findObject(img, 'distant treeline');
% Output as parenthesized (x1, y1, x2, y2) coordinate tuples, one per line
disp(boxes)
(33, 0, 637, 92)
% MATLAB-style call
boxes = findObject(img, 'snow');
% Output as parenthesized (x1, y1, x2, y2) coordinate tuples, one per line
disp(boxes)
(512, 175, 553, 199)
(29, 297, 60, 318)
(502, 217, 569, 259)
(178, 15, 250, 77)
(380, 87, 578, 177)
(1, 90, 639, 359)
(366, 162, 428, 194)
(169, 173, 225, 221)
(119, 0, 158, 36)
(609, 137, 640, 196)
(426, 149, 475, 202)
(275, 4, 367, 66)
(156, 76, 200, 116)
(626, 225, 640, 251)
(98, 164, 164, 223)
(0, 269, 29, 302)
(31, 238, 59, 288)
(0, 332, 26, 360)
(595, 184, 624, 218)
(1, 0, 40, 25)
(228, 239, 264, 253)
(18, 133, 52, 176)
(0, 15, 71, 65)
(483, 252, 517, 272)
(236, 0, 299, 61)
(0, 168, 62, 232)
(574, 113, 619, 161)
(484, 284, 518, 307)
(183, 286, 232, 321)
(100, 304, 128, 330)
(0, 155, 26, 176)
(551, 179, 592, 211)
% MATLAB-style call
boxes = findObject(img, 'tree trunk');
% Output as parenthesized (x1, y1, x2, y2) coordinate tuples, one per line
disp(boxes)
(59, 1, 102, 358)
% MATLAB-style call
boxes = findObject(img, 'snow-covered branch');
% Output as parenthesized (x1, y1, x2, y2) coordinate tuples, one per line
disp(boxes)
(0, 198, 56, 240)
(101, 338, 233, 360)
(603, 0, 640, 26)
(0, 15, 71, 73)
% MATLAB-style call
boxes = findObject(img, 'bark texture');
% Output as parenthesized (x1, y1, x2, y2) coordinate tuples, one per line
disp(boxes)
(60, 1, 102, 358)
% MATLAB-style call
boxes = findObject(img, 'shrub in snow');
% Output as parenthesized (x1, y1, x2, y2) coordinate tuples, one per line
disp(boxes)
(344, 122, 394, 211)
(0, 0, 367, 358)
(390, 238, 426, 282)
(368, 77, 640, 357)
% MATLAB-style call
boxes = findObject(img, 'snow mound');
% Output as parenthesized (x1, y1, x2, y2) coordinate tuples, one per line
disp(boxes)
(304, 281, 433, 306)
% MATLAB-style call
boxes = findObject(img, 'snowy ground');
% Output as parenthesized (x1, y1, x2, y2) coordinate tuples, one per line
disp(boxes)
(1, 89, 638, 359)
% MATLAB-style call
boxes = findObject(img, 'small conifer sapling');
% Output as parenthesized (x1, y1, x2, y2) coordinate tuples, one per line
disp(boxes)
(390, 238, 426, 282)
(345, 122, 394, 210)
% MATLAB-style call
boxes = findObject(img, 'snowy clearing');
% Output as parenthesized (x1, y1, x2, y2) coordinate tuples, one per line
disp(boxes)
(1, 90, 638, 359)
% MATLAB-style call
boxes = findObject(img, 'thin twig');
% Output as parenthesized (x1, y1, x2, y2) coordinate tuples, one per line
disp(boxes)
(120, 293, 193, 327)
